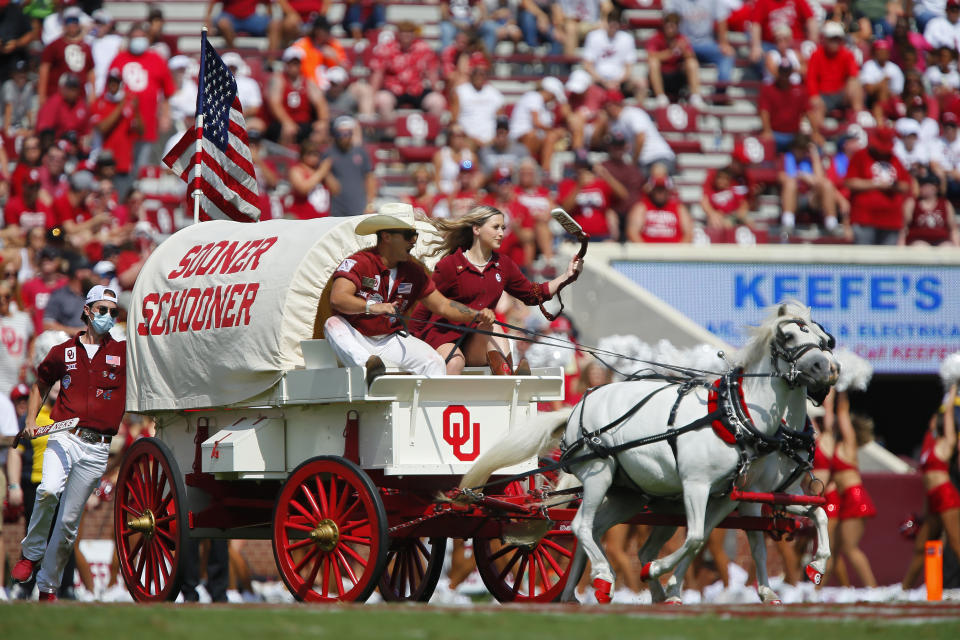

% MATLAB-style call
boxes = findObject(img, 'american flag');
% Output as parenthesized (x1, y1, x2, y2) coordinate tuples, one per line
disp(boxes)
(163, 35, 260, 222)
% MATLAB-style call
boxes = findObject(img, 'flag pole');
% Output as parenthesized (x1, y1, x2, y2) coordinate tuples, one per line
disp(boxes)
(192, 28, 209, 225)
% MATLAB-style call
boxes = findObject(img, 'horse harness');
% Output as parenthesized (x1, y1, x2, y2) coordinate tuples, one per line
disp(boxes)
(557, 369, 814, 497)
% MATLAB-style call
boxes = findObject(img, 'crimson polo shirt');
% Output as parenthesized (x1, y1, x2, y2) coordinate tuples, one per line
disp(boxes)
(410, 248, 552, 349)
(332, 248, 436, 336)
(37, 332, 127, 435)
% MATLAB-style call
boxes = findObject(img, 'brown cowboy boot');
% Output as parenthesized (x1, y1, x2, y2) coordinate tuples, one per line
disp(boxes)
(487, 350, 512, 375)
(514, 358, 532, 375)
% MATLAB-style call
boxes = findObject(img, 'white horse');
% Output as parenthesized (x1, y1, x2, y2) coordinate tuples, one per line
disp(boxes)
(553, 411, 831, 604)
(460, 301, 839, 603)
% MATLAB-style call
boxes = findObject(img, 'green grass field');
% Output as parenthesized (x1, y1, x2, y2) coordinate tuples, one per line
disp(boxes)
(2, 604, 958, 640)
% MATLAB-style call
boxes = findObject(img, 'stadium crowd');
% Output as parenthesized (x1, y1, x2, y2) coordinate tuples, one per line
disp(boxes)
(0, 0, 959, 603)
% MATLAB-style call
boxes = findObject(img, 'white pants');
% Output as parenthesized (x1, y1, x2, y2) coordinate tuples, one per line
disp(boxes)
(324, 315, 446, 377)
(21, 431, 109, 593)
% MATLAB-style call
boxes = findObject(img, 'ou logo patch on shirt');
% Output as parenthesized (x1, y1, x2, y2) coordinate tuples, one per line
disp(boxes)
(64, 44, 86, 72)
(337, 258, 357, 273)
(122, 61, 149, 93)
(65, 347, 76, 362)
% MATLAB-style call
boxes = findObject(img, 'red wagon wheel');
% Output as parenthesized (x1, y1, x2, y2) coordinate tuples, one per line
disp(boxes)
(378, 537, 446, 602)
(473, 524, 577, 603)
(272, 456, 389, 602)
(114, 437, 188, 602)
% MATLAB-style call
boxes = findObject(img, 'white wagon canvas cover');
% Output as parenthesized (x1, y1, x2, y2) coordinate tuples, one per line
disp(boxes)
(126, 217, 438, 412)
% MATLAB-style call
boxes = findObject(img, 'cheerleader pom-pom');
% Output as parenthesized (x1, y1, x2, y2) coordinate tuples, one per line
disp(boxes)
(834, 348, 873, 392)
(940, 352, 960, 387)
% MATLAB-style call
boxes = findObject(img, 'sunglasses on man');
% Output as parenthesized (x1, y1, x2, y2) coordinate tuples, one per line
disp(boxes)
(389, 229, 419, 241)
(92, 305, 119, 318)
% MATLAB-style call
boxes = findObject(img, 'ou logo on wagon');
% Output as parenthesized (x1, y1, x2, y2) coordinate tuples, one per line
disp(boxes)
(442, 405, 480, 462)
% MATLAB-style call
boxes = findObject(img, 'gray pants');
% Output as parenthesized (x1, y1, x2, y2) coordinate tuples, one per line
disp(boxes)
(21, 431, 109, 593)
(852, 224, 899, 246)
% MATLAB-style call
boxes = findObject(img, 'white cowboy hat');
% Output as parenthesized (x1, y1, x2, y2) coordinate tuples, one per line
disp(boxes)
(354, 203, 417, 235)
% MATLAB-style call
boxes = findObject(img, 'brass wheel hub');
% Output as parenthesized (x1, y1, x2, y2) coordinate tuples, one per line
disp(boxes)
(128, 509, 156, 537)
(310, 518, 340, 552)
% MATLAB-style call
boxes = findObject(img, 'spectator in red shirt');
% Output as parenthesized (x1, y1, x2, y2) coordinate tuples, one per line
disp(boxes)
(403, 164, 435, 218)
(760, 60, 810, 152)
(369, 21, 446, 120)
(205, 0, 279, 50)
(4, 169, 55, 234)
(37, 10, 94, 107)
(20, 246, 66, 336)
(900, 172, 960, 246)
(108, 23, 176, 172)
(626, 176, 693, 243)
(646, 13, 705, 109)
(285, 139, 338, 219)
(52, 170, 113, 246)
(276, 0, 330, 48)
(750, 0, 817, 63)
(89, 70, 142, 199)
(514, 157, 555, 260)
(9, 135, 43, 201)
(702, 166, 751, 230)
(557, 151, 624, 241)
(35, 73, 90, 143)
(266, 47, 329, 144)
(844, 127, 911, 244)
(601, 130, 644, 229)
(807, 22, 865, 145)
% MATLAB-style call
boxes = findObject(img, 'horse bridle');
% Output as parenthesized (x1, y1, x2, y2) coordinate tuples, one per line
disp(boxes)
(769, 318, 836, 388)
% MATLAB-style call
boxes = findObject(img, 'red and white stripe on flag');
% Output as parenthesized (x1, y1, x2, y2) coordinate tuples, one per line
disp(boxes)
(162, 97, 260, 223)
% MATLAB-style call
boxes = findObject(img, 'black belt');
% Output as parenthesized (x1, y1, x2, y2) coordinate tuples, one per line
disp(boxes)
(69, 426, 112, 445)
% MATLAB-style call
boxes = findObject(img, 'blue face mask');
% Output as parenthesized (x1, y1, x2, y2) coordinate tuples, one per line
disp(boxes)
(91, 311, 116, 335)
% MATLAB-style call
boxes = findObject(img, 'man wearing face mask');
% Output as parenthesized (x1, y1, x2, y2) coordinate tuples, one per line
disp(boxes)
(108, 23, 175, 173)
(90, 69, 142, 198)
(11, 285, 125, 601)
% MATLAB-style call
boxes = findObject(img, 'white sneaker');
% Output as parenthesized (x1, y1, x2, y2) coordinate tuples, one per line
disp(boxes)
(655, 94, 670, 109)
(690, 94, 707, 110)
(0, 586, 9, 602)
(431, 577, 472, 606)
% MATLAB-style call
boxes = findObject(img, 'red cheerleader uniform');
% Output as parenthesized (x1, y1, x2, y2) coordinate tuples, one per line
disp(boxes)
(834, 452, 877, 519)
(905, 197, 953, 246)
(920, 430, 960, 514)
(640, 197, 685, 243)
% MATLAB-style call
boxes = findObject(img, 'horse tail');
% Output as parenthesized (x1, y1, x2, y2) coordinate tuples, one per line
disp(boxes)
(459, 408, 573, 490)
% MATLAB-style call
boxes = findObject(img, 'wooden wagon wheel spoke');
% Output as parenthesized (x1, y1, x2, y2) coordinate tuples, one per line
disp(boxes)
(537, 545, 564, 575)
(338, 533, 371, 545)
(314, 475, 330, 515)
(285, 537, 316, 553)
(334, 549, 360, 585)
(288, 497, 317, 525)
(321, 556, 332, 598)
(154, 468, 168, 509)
(539, 536, 574, 557)
(293, 545, 320, 573)
(337, 542, 368, 568)
(510, 554, 529, 597)
(496, 548, 523, 583)
(301, 553, 324, 600)
(487, 543, 516, 563)
(534, 549, 552, 591)
(301, 481, 323, 520)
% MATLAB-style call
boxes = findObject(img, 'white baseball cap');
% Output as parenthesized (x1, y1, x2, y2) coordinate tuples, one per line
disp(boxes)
(565, 69, 592, 94)
(86, 284, 119, 306)
(282, 47, 305, 62)
(822, 21, 845, 39)
(895, 118, 920, 137)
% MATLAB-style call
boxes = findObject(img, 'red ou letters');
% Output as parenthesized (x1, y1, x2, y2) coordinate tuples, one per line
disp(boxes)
(443, 405, 480, 462)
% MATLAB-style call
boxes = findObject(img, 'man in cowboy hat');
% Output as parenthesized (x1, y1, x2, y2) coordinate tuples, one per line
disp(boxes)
(325, 203, 495, 385)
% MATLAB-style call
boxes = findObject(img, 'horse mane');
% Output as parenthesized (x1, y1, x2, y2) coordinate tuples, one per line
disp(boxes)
(731, 299, 813, 369)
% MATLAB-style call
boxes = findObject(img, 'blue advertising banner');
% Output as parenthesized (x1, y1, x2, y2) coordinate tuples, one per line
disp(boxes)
(612, 261, 960, 374)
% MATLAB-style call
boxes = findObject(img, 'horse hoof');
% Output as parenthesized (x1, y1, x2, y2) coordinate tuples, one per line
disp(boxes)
(592, 578, 612, 604)
(664, 597, 683, 605)
(805, 564, 823, 585)
(640, 562, 653, 581)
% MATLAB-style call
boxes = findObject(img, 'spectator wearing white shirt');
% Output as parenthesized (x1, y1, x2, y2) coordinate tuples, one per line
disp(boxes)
(924, 0, 960, 50)
(451, 65, 504, 146)
(87, 10, 123, 96)
(924, 46, 960, 94)
(582, 10, 638, 92)
(222, 52, 264, 125)
(602, 90, 677, 175)
(901, 97, 941, 145)
(42, 6, 92, 46)
(860, 39, 903, 108)
(893, 118, 935, 171)
(914, 0, 947, 32)
(508, 78, 570, 170)
(763, 24, 804, 85)
(937, 112, 960, 197)
(667, 0, 736, 91)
